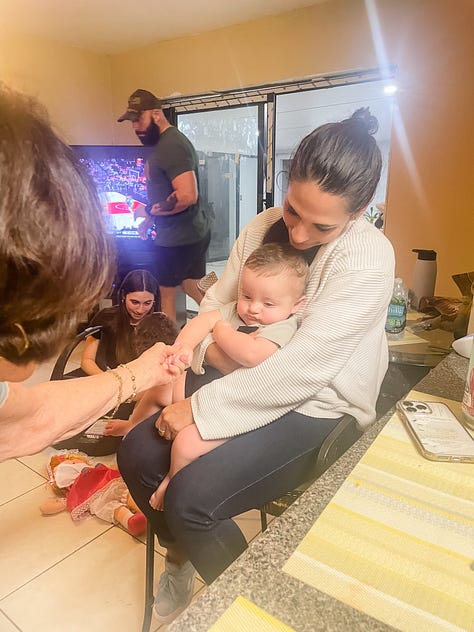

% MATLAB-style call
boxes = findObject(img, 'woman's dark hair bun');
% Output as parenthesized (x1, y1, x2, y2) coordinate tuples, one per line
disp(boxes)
(350, 107, 379, 135)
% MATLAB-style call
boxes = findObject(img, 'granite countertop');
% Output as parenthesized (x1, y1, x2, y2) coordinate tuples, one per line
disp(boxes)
(169, 352, 469, 632)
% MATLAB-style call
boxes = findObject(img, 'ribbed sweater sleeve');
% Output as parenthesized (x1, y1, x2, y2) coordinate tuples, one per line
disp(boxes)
(191, 208, 394, 439)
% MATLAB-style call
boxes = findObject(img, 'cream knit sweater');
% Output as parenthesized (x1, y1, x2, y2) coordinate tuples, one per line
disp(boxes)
(191, 207, 395, 440)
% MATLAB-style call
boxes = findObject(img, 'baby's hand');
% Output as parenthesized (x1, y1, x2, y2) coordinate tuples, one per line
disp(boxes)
(164, 357, 186, 379)
(168, 342, 193, 368)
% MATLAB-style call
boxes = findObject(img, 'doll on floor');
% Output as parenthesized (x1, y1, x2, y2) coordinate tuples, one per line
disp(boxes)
(39, 452, 146, 537)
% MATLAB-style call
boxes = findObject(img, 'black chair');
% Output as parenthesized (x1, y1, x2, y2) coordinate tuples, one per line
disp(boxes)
(140, 412, 362, 631)
(142, 521, 156, 632)
(50, 326, 129, 456)
(259, 413, 362, 530)
(50, 325, 102, 381)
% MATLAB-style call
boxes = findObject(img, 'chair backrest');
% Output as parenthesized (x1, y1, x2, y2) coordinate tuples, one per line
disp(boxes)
(259, 414, 363, 522)
(50, 326, 102, 381)
(313, 413, 363, 477)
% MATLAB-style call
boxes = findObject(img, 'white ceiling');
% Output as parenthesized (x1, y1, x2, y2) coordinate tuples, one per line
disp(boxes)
(0, 0, 323, 55)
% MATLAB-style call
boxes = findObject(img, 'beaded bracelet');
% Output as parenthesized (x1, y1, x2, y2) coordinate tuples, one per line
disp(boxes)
(119, 363, 137, 402)
(106, 368, 123, 418)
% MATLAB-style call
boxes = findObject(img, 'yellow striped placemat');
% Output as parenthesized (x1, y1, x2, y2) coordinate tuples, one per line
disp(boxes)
(208, 596, 296, 632)
(283, 391, 474, 632)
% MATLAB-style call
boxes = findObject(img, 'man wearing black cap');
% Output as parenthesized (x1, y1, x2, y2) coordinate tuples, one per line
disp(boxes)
(118, 89, 211, 322)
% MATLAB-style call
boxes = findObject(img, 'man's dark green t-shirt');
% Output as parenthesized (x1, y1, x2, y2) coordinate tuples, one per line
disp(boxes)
(147, 127, 210, 247)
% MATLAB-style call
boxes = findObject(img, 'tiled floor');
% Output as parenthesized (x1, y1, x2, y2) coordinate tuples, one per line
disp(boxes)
(0, 346, 265, 632)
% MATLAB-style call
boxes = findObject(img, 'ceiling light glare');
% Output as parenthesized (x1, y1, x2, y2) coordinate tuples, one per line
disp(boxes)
(384, 84, 397, 95)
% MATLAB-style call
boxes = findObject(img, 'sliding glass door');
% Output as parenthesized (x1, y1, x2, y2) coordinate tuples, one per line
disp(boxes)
(173, 75, 394, 315)
(273, 80, 395, 228)
(178, 104, 264, 271)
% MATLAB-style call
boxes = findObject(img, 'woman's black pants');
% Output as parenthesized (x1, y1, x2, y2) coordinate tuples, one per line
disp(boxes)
(117, 373, 339, 584)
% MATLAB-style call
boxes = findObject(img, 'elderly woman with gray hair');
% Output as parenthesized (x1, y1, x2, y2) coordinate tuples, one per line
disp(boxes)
(0, 85, 184, 462)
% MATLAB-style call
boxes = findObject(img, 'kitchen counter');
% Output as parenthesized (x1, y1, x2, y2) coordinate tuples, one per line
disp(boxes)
(169, 352, 469, 632)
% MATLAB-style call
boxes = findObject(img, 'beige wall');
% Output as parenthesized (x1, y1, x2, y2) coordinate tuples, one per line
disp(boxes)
(0, 32, 112, 144)
(109, 0, 376, 145)
(2, 0, 472, 296)
(378, 0, 474, 296)
(110, 0, 474, 296)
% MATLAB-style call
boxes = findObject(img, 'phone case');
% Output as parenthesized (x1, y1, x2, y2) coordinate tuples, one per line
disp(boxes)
(396, 399, 474, 462)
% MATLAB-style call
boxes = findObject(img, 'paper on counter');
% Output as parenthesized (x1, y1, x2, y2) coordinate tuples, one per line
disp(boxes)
(209, 596, 296, 632)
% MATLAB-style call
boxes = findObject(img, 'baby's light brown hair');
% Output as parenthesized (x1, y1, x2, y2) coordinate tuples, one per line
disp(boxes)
(243, 243, 309, 298)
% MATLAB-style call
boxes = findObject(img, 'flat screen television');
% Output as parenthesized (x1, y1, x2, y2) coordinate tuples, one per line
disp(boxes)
(72, 145, 159, 285)
(72, 145, 154, 240)
(72, 144, 222, 263)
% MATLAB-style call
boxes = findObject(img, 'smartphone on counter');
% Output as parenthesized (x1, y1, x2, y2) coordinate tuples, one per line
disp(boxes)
(396, 399, 474, 463)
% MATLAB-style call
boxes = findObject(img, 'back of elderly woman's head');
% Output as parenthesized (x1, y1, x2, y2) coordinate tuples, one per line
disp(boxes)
(289, 107, 382, 215)
(0, 85, 114, 365)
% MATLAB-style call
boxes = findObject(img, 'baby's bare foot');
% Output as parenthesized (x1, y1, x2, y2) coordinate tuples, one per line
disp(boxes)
(104, 419, 133, 436)
(149, 476, 170, 511)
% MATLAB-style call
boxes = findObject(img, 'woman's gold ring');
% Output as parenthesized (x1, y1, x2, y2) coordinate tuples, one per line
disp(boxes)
(158, 427, 165, 435)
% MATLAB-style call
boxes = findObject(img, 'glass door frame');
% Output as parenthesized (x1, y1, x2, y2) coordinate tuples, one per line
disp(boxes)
(163, 66, 396, 225)
(168, 101, 269, 220)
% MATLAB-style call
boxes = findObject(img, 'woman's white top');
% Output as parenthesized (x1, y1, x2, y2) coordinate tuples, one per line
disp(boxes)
(191, 207, 395, 440)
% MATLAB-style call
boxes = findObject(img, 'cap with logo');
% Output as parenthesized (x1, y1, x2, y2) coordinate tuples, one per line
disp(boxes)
(117, 89, 163, 123)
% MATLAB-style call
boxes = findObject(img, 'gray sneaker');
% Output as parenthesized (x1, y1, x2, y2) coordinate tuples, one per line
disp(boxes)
(153, 559, 196, 624)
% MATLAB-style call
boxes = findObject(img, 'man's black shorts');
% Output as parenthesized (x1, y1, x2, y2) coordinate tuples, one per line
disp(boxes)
(154, 232, 211, 287)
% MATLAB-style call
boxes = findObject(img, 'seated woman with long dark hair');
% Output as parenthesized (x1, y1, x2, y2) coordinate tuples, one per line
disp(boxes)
(81, 269, 177, 375)
(52, 270, 178, 453)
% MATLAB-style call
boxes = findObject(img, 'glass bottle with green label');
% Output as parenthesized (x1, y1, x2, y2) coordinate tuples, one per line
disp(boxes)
(385, 277, 407, 339)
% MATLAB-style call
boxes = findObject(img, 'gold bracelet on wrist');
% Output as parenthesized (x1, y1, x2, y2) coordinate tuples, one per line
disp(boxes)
(106, 368, 123, 418)
(119, 363, 137, 403)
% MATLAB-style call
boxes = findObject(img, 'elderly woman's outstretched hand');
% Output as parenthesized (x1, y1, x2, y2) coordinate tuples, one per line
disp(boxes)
(156, 398, 194, 441)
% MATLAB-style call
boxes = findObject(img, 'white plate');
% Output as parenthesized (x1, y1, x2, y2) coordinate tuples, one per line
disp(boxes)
(452, 333, 474, 359)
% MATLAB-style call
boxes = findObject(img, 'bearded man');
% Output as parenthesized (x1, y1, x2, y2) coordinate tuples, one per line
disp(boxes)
(118, 89, 211, 321)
